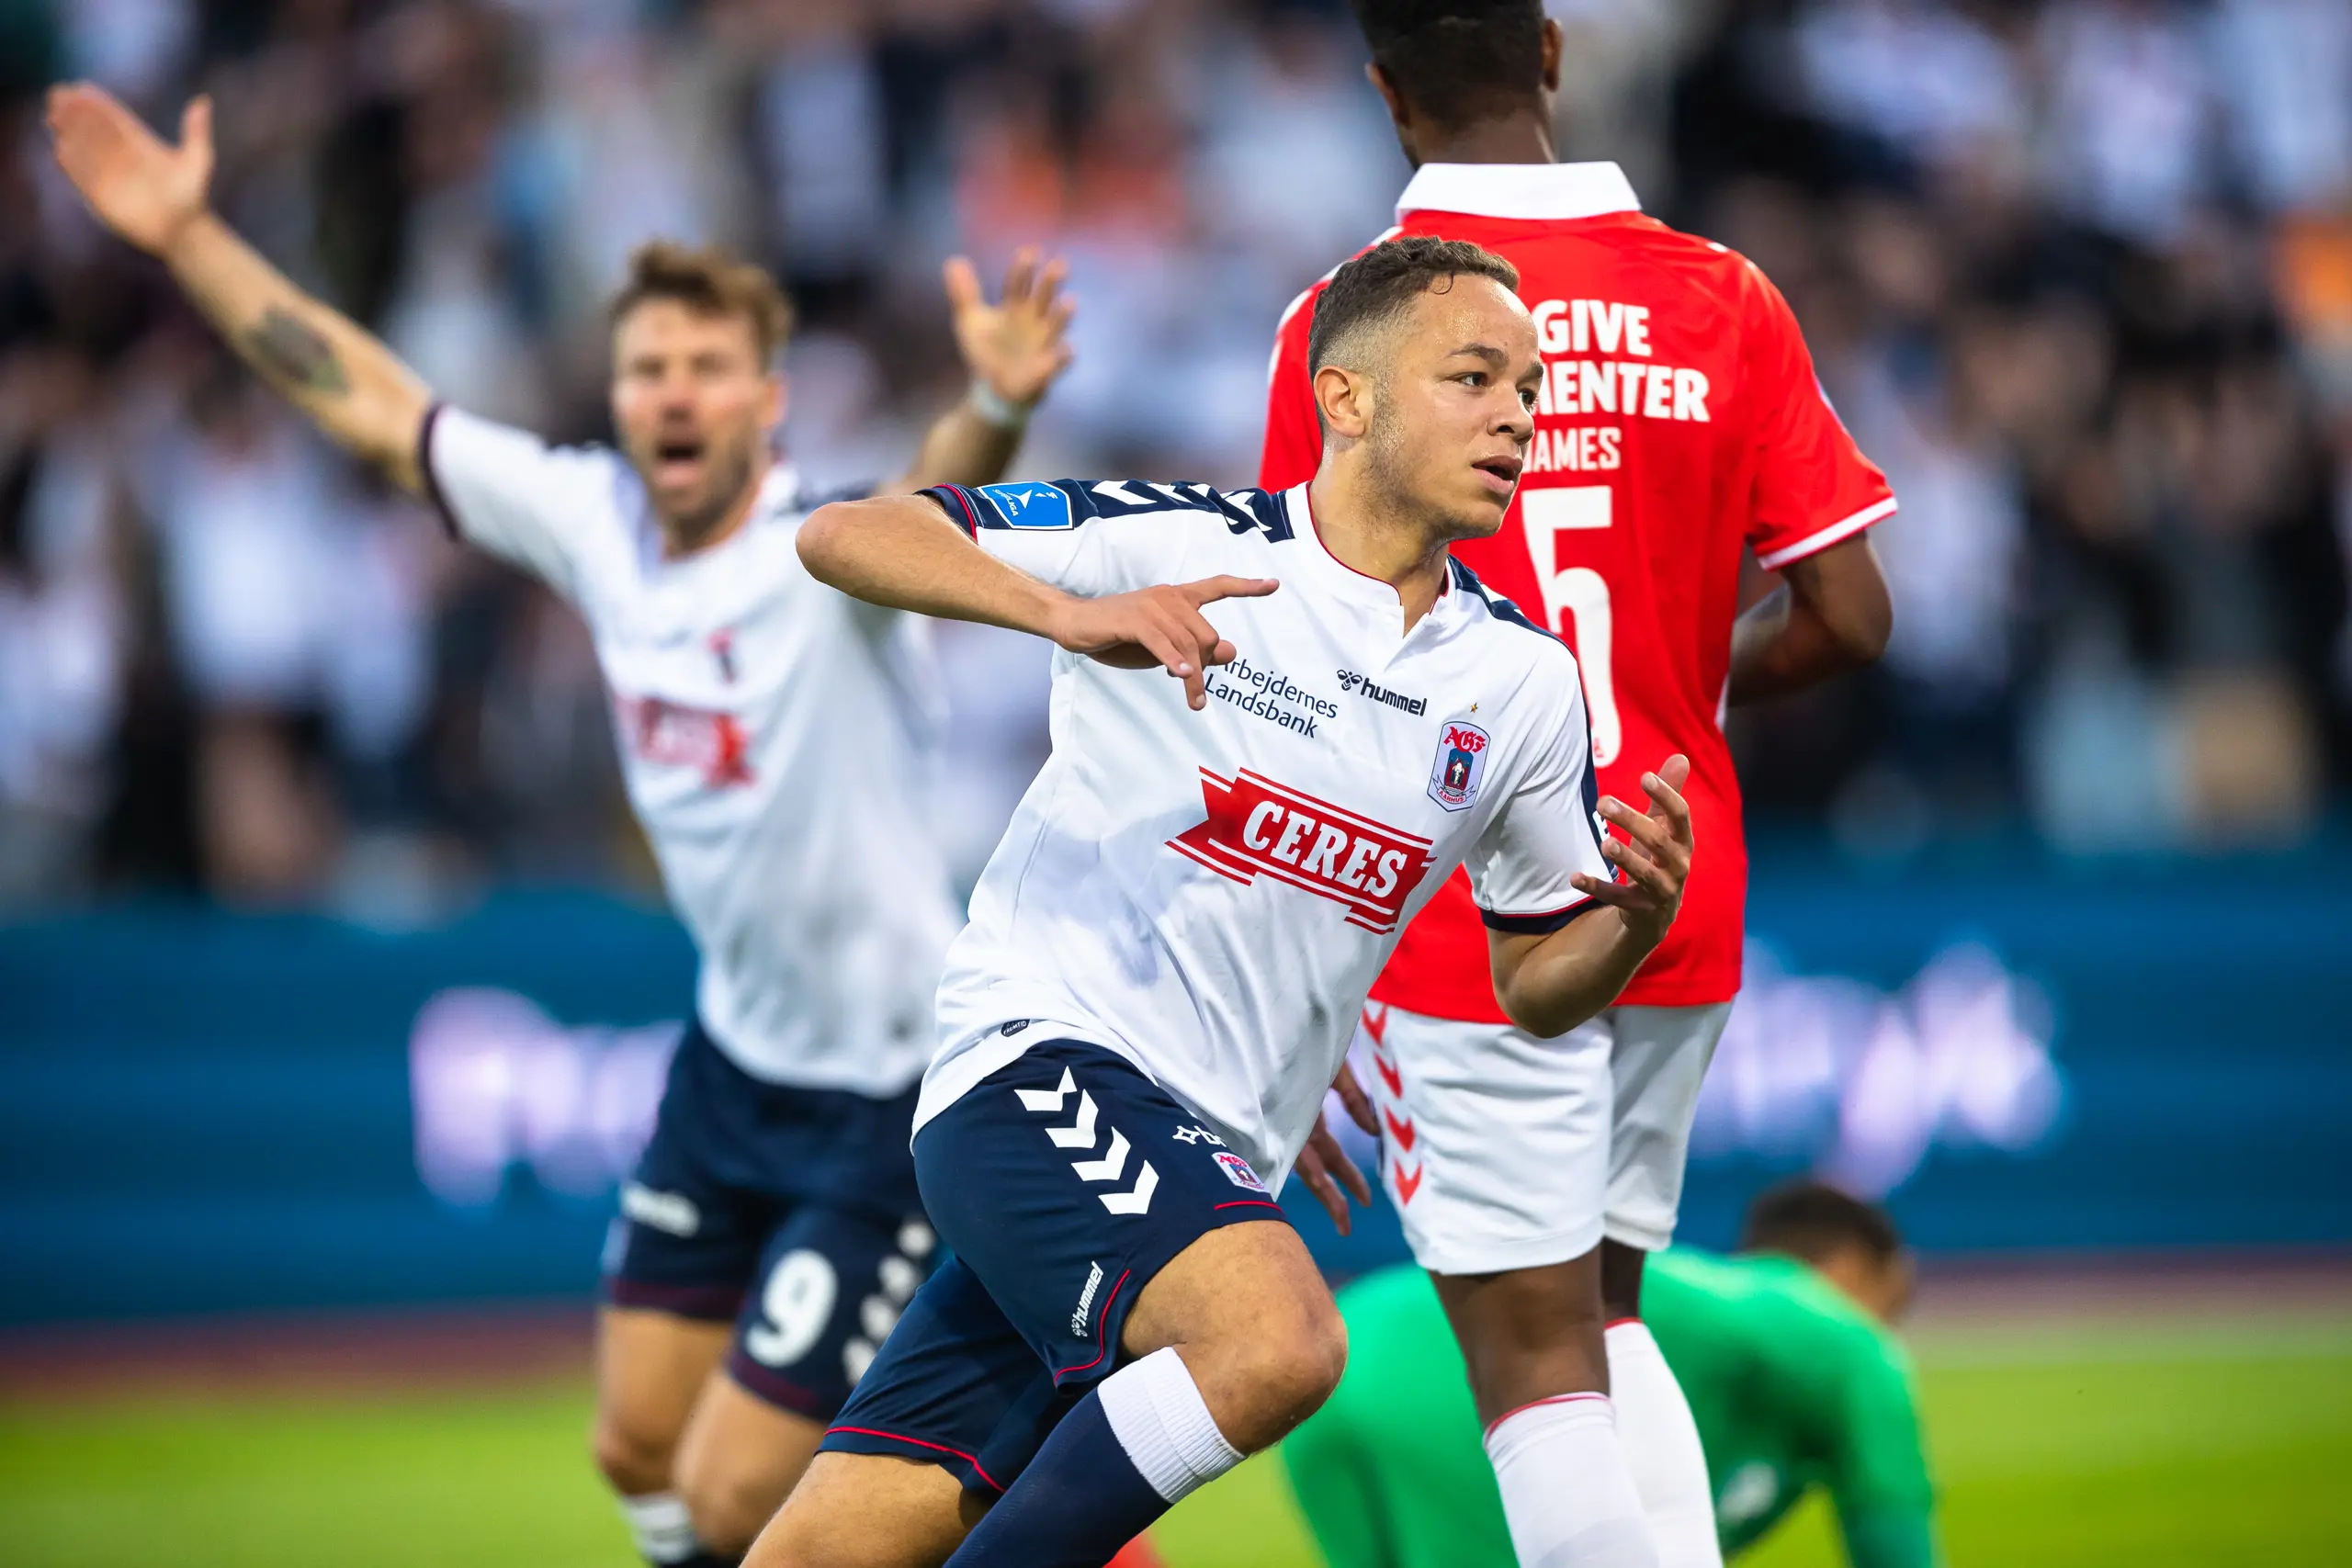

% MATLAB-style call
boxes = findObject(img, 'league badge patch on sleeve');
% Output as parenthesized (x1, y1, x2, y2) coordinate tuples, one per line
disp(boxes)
(976, 481, 1074, 530)
(1427, 719, 1491, 812)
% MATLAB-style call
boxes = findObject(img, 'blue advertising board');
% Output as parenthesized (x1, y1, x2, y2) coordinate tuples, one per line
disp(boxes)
(3, 845, 2347, 1325)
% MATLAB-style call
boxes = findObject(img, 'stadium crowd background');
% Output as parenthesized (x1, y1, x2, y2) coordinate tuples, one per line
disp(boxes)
(3, 0, 2350, 919)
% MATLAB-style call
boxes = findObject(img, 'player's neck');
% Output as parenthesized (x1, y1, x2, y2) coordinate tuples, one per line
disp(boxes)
(1306, 467, 1452, 633)
(657, 453, 774, 559)
(1408, 110, 1556, 170)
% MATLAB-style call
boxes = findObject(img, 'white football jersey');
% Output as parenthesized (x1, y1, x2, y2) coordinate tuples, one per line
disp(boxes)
(913, 478, 1615, 1187)
(423, 405, 959, 1093)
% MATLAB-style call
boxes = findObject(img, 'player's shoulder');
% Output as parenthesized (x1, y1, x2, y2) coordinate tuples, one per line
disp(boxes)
(425, 403, 639, 531)
(940, 478, 1295, 548)
(1448, 556, 1572, 663)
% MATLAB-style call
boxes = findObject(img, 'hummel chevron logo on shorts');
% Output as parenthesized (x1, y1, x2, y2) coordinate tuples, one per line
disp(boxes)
(1016, 1067, 1159, 1214)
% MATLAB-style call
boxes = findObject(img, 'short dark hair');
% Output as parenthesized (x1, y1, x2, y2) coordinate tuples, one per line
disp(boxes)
(1740, 1180, 1905, 1267)
(608, 240, 796, 365)
(1306, 235, 1521, 377)
(1351, 0, 1546, 131)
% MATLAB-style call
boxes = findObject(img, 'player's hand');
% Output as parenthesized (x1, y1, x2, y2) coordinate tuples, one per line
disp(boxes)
(1047, 576, 1279, 710)
(1291, 1110, 1373, 1237)
(1571, 752, 1692, 948)
(47, 85, 214, 258)
(945, 247, 1075, 412)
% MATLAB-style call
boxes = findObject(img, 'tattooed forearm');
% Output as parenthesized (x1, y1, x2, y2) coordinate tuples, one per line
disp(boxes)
(242, 306, 349, 396)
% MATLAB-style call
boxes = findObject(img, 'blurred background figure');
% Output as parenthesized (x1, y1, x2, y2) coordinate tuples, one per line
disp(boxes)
(0, 0, 2346, 911)
(2, 4, 2348, 1568)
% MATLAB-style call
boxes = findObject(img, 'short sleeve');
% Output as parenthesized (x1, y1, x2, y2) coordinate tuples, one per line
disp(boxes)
(419, 403, 616, 602)
(1257, 283, 1323, 493)
(922, 479, 1269, 600)
(1462, 661, 1616, 933)
(1740, 267, 1897, 571)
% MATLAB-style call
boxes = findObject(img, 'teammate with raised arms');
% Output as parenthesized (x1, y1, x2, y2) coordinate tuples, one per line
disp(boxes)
(47, 83, 1074, 1568)
(1261, 6, 1896, 1566)
(742, 235, 1692, 1568)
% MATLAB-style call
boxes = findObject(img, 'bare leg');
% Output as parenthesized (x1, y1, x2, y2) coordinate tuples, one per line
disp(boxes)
(1430, 1248, 1609, 1426)
(743, 1451, 989, 1568)
(1433, 1249, 1657, 1568)
(1118, 1219, 1348, 1451)
(673, 1372, 830, 1555)
(593, 1306, 733, 1498)
(1600, 1238, 1646, 1323)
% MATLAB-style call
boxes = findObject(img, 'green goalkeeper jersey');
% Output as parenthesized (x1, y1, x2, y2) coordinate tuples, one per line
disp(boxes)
(1281, 1252, 1939, 1568)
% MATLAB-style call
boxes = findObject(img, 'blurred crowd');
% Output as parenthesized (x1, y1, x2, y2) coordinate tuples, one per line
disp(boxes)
(1, 0, 2348, 917)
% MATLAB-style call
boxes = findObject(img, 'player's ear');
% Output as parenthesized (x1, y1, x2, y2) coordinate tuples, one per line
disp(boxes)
(1539, 19, 1564, 96)
(764, 370, 787, 433)
(1313, 363, 1373, 444)
(1365, 62, 1409, 133)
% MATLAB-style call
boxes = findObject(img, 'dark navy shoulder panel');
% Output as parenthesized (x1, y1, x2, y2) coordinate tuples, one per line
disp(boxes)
(1449, 556, 1560, 644)
(927, 479, 1292, 544)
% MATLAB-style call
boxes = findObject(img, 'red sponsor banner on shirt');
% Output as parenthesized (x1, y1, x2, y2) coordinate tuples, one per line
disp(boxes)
(614, 694, 753, 787)
(1167, 769, 1434, 933)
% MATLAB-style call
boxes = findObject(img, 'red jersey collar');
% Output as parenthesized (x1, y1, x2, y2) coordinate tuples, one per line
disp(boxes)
(1396, 161, 1642, 223)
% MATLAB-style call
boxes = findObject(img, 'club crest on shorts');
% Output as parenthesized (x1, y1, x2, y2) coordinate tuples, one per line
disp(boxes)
(1427, 719, 1491, 812)
(1213, 1149, 1270, 1193)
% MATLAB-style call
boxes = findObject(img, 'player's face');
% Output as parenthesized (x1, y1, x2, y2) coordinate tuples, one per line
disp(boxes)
(1366, 277, 1540, 541)
(610, 300, 785, 547)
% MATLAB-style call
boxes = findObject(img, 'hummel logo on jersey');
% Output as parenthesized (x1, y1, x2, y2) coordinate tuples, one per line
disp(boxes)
(1336, 670, 1427, 716)
(977, 480, 1075, 530)
(1427, 720, 1491, 812)
(1015, 1067, 1159, 1214)
(1167, 769, 1435, 933)
(1171, 1124, 1225, 1146)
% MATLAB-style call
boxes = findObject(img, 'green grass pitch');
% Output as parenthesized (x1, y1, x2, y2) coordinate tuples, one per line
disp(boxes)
(3, 1318, 2346, 1566)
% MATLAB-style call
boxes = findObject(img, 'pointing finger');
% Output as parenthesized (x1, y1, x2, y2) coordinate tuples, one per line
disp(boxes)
(1182, 575, 1280, 606)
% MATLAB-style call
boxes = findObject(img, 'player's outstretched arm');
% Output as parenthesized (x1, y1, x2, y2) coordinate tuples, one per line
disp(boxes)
(1487, 755, 1693, 1039)
(46, 86, 431, 491)
(1727, 535, 1892, 705)
(881, 249, 1075, 495)
(797, 492, 1275, 710)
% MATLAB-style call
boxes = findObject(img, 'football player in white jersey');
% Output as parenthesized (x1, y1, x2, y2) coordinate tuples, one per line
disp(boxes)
(49, 85, 1074, 1567)
(739, 234, 1695, 1568)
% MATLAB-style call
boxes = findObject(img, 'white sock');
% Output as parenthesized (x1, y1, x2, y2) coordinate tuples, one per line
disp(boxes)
(616, 1493, 701, 1565)
(1482, 1393, 1659, 1568)
(1096, 1345, 1245, 1504)
(1607, 1321, 1724, 1568)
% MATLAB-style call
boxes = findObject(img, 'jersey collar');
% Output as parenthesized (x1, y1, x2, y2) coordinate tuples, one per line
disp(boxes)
(1280, 484, 1460, 623)
(1396, 161, 1642, 223)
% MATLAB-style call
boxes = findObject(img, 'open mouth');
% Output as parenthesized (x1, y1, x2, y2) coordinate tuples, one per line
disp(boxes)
(1472, 455, 1523, 492)
(650, 434, 707, 484)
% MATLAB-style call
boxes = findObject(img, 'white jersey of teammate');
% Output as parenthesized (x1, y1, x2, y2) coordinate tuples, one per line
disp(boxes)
(913, 478, 1614, 1186)
(423, 404, 961, 1094)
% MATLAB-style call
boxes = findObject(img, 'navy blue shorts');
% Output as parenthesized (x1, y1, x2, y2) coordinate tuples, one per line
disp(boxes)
(604, 1020, 936, 1419)
(819, 1037, 1290, 1493)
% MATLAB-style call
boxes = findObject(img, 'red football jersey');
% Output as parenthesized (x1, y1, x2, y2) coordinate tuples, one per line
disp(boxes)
(1261, 163, 1894, 1016)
